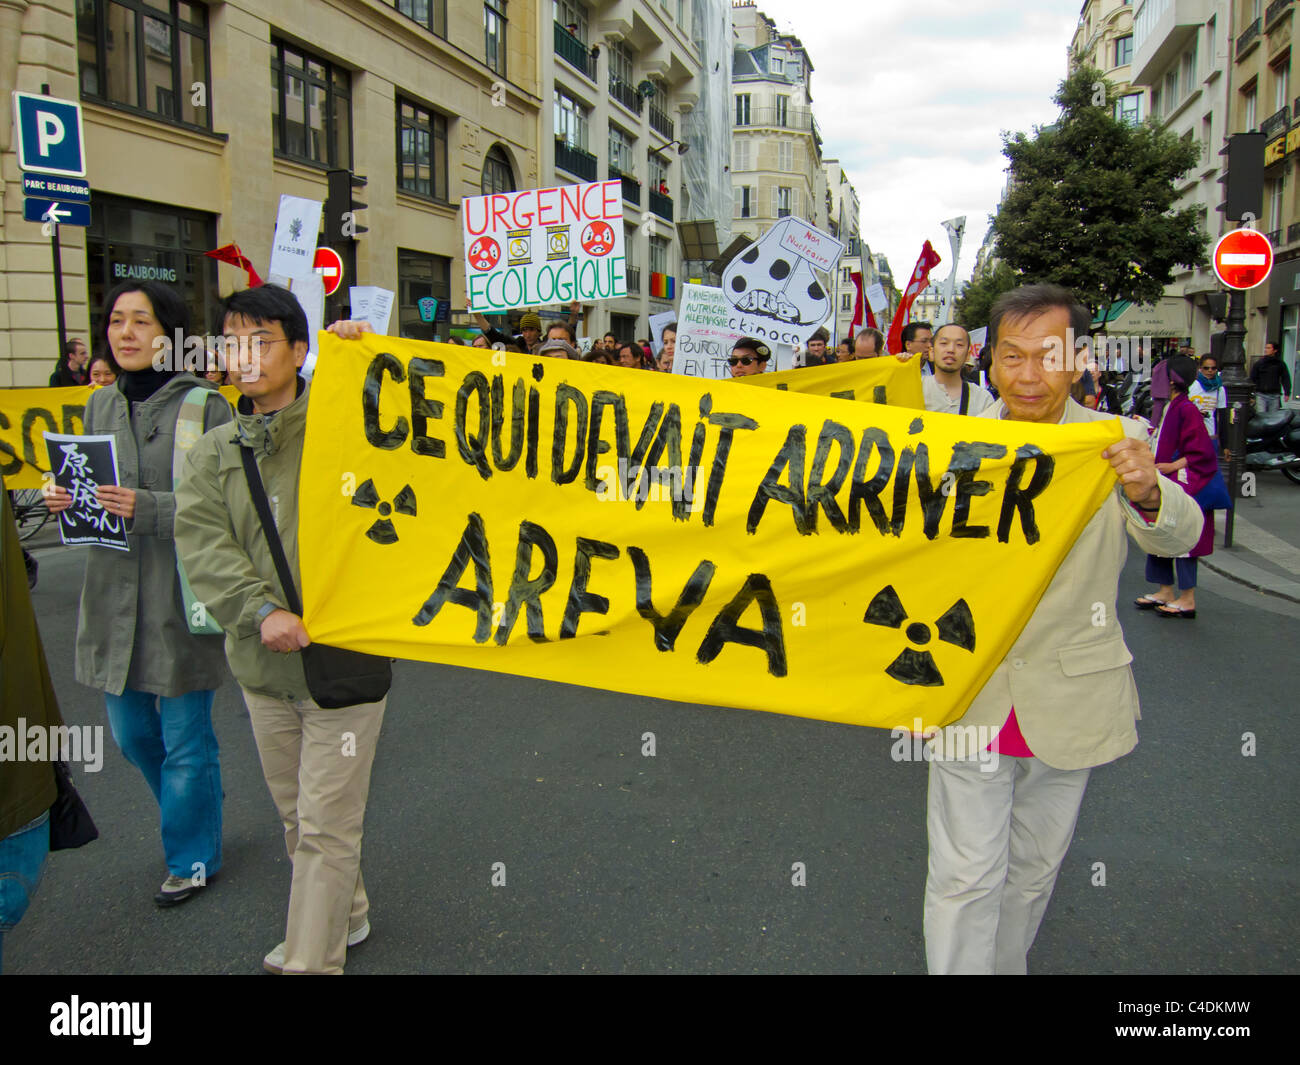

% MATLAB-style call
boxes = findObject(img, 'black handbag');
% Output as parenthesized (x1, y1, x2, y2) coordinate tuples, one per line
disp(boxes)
(239, 446, 392, 709)
(49, 760, 99, 851)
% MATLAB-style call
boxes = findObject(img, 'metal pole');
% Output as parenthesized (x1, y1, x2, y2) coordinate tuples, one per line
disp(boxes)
(50, 223, 67, 361)
(1219, 286, 1254, 548)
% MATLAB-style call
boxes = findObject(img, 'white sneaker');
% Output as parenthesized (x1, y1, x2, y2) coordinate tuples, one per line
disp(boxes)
(263, 920, 371, 973)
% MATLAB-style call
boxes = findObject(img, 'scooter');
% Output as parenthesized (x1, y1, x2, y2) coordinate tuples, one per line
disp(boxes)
(1244, 408, 1300, 485)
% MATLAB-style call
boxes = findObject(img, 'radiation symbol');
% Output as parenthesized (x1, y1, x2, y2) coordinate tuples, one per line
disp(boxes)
(351, 479, 417, 544)
(862, 585, 975, 687)
(467, 236, 501, 272)
(580, 221, 615, 256)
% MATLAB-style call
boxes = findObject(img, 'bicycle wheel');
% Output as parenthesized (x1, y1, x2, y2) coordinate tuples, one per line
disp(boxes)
(12, 489, 51, 541)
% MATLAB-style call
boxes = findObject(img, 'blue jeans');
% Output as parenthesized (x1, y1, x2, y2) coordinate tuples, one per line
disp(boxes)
(0, 810, 51, 973)
(104, 688, 223, 879)
(1146, 554, 1197, 590)
(1255, 393, 1282, 414)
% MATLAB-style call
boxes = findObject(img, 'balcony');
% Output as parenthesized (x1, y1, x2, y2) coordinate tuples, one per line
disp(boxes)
(648, 189, 673, 221)
(554, 22, 594, 81)
(609, 75, 643, 115)
(1267, 228, 1282, 245)
(1266, 0, 1293, 32)
(734, 106, 816, 131)
(626, 266, 641, 294)
(610, 167, 640, 205)
(1262, 106, 1290, 140)
(1237, 17, 1262, 60)
(1287, 221, 1300, 243)
(556, 140, 597, 182)
(649, 104, 674, 140)
(1131, 0, 1212, 85)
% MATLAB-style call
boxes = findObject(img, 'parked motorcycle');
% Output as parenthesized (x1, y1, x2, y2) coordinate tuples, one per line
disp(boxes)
(1244, 408, 1300, 485)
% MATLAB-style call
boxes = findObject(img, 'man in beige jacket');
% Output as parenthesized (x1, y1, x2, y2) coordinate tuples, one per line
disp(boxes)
(923, 285, 1205, 974)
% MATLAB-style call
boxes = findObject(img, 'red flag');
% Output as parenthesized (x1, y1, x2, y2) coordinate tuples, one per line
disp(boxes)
(850, 271, 865, 332)
(886, 240, 942, 355)
(205, 243, 263, 288)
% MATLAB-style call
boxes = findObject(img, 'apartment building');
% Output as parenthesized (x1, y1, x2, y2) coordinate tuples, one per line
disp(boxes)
(730, 1, 825, 247)
(1071, 0, 1148, 124)
(823, 158, 863, 343)
(1, 0, 545, 384)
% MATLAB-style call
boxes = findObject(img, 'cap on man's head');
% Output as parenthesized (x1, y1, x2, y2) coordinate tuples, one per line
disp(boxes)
(520, 311, 542, 332)
(538, 338, 579, 359)
(733, 337, 771, 359)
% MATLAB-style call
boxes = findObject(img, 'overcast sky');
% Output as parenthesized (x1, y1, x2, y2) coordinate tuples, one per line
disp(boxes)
(750, 0, 1082, 286)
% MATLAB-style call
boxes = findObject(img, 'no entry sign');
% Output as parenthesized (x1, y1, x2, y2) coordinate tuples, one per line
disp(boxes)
(1213, 228, 1273, 290)
(314, 246, 344, 295)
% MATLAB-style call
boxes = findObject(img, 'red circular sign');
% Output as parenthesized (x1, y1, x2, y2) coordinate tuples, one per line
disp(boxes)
(580, 221, 615, 256)
(467, 236, 501, 272)
(1213, 228, 1274, 290)
(313, 247, 344, 296)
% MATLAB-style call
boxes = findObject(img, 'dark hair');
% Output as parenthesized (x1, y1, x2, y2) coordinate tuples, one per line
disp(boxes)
(89, 350, 120, 375)
(604, 332, 617, 342)
(1198, 354, 1217, 367)
(732, 337, 771, 359)
(809, 327, 829, 344)
(1166, 354, 1199, 393)
(546, 321, 576, 344)
(901, 321, 933, 344)
(99, 280, 191, 364)
(215, 284, 309, 345)
(662, 321, 677, 337)
(582, 349, 612, 364)
(616, 341, 643, 365)
(933, 322, 969, 342)
(987, 284, 1090, 351)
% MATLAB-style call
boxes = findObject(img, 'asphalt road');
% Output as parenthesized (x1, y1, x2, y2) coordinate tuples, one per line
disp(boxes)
(6, 532, 1298, 974)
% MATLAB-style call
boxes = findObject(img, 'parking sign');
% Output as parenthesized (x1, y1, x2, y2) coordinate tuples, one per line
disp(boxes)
(14, 91, 87, 178)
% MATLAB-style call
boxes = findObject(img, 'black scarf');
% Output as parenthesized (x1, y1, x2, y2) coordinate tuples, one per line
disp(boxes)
(118, 367, 178, 405)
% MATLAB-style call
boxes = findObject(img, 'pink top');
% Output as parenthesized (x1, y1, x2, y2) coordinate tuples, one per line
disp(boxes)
(988, 708, 1033, 757)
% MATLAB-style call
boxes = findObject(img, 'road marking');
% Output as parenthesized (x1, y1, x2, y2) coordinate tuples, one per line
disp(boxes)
(1231, 514, 1300, 576)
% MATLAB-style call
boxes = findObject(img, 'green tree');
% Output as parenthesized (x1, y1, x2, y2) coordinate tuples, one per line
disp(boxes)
(955, 260, 1018, 330)
(992, 66, 1208, 323)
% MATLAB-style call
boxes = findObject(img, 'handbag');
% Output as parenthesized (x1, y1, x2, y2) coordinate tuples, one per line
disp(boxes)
(238, 446, 392, 709)
(49, 760, 99, 851)
(1193, 467, 1232, 511)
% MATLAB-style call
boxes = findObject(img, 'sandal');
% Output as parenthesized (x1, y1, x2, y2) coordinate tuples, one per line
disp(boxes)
(1155, 604, 1196, 619)
(1133, 595, 1170, 610)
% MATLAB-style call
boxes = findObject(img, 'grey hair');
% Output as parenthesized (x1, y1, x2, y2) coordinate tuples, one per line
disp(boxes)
(987, 284, 1091, 350)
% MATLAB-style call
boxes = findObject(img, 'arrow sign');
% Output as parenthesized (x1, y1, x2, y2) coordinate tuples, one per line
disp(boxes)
(23, 197, 90, 227)
(1213, 228, 1274, 290)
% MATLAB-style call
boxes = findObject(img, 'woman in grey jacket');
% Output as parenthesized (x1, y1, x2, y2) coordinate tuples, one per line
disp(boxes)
(46, 280, 231, 906)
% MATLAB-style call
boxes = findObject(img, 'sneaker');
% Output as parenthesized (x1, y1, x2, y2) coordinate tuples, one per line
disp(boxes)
(262, 920, 371, 974)
(154, 874, 205, 908)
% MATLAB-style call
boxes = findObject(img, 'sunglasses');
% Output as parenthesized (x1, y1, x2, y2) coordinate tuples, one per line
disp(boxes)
(728, 355, 769, 366)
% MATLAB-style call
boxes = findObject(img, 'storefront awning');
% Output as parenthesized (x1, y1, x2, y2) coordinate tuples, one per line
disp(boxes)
(1090, 297, 1190, 337)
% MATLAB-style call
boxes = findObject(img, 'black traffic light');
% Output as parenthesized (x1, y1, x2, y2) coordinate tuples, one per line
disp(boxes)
(1217, 133, 1265, 222)
(325, 168, 368, 243)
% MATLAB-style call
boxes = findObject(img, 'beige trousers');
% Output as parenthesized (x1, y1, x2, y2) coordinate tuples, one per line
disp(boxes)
(924, 753, 1091, 975)
(242, 689, 387, 975)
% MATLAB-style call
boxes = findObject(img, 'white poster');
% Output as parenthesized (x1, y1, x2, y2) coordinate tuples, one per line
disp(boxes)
(291, 273, 325, 379)
(462, 180, 627, 312)
(865, 281, 888, 314)
(269, 195, 323, 281)
(672, 284, 744, 380)
(348, 286, 395, 336)
(648, 310, 677, 355)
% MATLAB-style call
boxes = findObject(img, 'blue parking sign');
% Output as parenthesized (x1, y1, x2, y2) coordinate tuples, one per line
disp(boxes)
(14, 91, 86, 178)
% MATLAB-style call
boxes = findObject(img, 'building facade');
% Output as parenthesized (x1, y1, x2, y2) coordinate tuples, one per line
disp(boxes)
(1071, 0, 1148, 124)
(1, 0, 544, 385)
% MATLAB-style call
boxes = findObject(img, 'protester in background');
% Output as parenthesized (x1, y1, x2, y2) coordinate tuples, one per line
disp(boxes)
(546, 321, 576, 345)
(42, 280, 230, 908)
(1134, 356, 1220, 621)
(1250, 341, 1291, 414)
(176, 292, 388, 975)
(836, 340, 852, 361)
(539, 338, 579, 359)
(658, 322, 677, 372)
(0, 490, 66, 973)
(602, 332, 619, 357)
(616, 341, 646, 369)
(1187, 354, 1227, 449)
(805, 328, 830, 367)
(728, 337, 770, 377)
(922, 323, 994, 415)
(583, 348, 613, 366)
(88, 352, 119, 387)
(48, 338, 89, 387)
(902, 321, 933, 372)
(471, 333, 490, 349)
(922, 284, 1203, 975)
(204, 350, 227, 386)
(1093, 369, 1122, 414)
(1149, 353, 1171, 427)
(853, 328, 885, 359)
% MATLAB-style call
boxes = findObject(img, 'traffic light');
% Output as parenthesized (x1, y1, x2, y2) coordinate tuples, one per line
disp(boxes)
(1217, 133, 1265, 222)
(325, 168, 367, 243)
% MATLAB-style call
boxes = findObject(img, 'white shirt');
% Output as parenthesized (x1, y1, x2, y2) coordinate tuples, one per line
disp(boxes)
(923, 374, 996, 416)
(1187, 378, 1226, 437)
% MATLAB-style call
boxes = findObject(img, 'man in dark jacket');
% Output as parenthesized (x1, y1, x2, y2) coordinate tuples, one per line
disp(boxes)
(1250, 341, 1293, 413)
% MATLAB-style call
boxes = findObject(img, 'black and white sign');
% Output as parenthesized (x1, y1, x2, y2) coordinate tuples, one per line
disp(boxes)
(44, 433, 129, 551)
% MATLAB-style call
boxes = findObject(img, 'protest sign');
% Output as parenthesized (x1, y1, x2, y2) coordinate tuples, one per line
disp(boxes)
(349, 286, 395, 335)
(44, 432, 128, 550)
(865, 282, 888, 315)
(673, 284, 744, 379)
(719, 217, 844, 347)
(463, 180, 627, 312)
(298, 334, 1125, 732)
(268, 195, 324, 281)
(649, 310, 676, 356)
(738, 357, 925, 410)
(0, 385, 93, 489)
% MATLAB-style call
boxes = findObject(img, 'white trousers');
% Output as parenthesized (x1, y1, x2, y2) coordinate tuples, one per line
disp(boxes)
(924, 753, 1091, 974)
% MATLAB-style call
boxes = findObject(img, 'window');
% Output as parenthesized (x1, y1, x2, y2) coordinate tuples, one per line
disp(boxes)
(777, 141, 793, 171)
(1207, 16, 1216, 63)
(1245, 84, 1258, 131)
(609, 39, 633, 87)
(553, 0, 586, 42)
(735, 93, 751, 125)
(1269, 177, 1283, 229)
(609, 124, 635, 173)
(841, 293, 852, 311)
(774, 186, 792, 217)
(1116, 35, 1132, 67)
(394, 0, 446, 37)
(649, 235, 668, 275)
(1164, 69, 1178, 109)
(397, 97, 448, 201)
(1181, 43, 1197, 96)
(734, 185, 754, 219)
(733, 139, 751, 171)
(1117, 92, 1142, 126)
(1152, 87, 1161, 118)
(788, 61, 800, 81)
(624, 225, 638, 268)
(648, 150, 667, 191)
(554, 89, 589, 150)
(770, 53, 783, 75)
(77, 0, 211, 129)
(1274, 56, 1290, 112)
(397, 248, 451, 342)
(775, 94, 789, 126)
(485, 1, 507, 76)
(482, 144, 515, 195)
(272, 40, 351, 168)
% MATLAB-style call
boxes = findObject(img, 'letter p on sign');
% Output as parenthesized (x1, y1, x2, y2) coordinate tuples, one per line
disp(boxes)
(13, 91, 87, 178)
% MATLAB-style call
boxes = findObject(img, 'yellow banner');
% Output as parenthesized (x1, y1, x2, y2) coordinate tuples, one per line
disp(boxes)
(0, 386, 95, 489)
(299, 334, 1124, 731)
(742, 356, 924, 409)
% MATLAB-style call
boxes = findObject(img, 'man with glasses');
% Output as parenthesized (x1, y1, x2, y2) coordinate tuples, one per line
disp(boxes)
(728, 337, 771, 377)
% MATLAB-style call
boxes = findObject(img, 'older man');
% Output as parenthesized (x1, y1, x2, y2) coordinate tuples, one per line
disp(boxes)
(853, 328, 885, 359)
(922, 284, 1204, 975)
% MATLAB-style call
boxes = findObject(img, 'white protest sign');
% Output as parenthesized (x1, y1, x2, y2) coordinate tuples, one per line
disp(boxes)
(719, 217, 845, 347)
(865, 281, 888, 314)
(348, 286, 394, 335)
(673, 284, 744, 380)
(463, 180, 626, 312)
(269, 195, 323, 281)
(290, 272, 325, 379)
